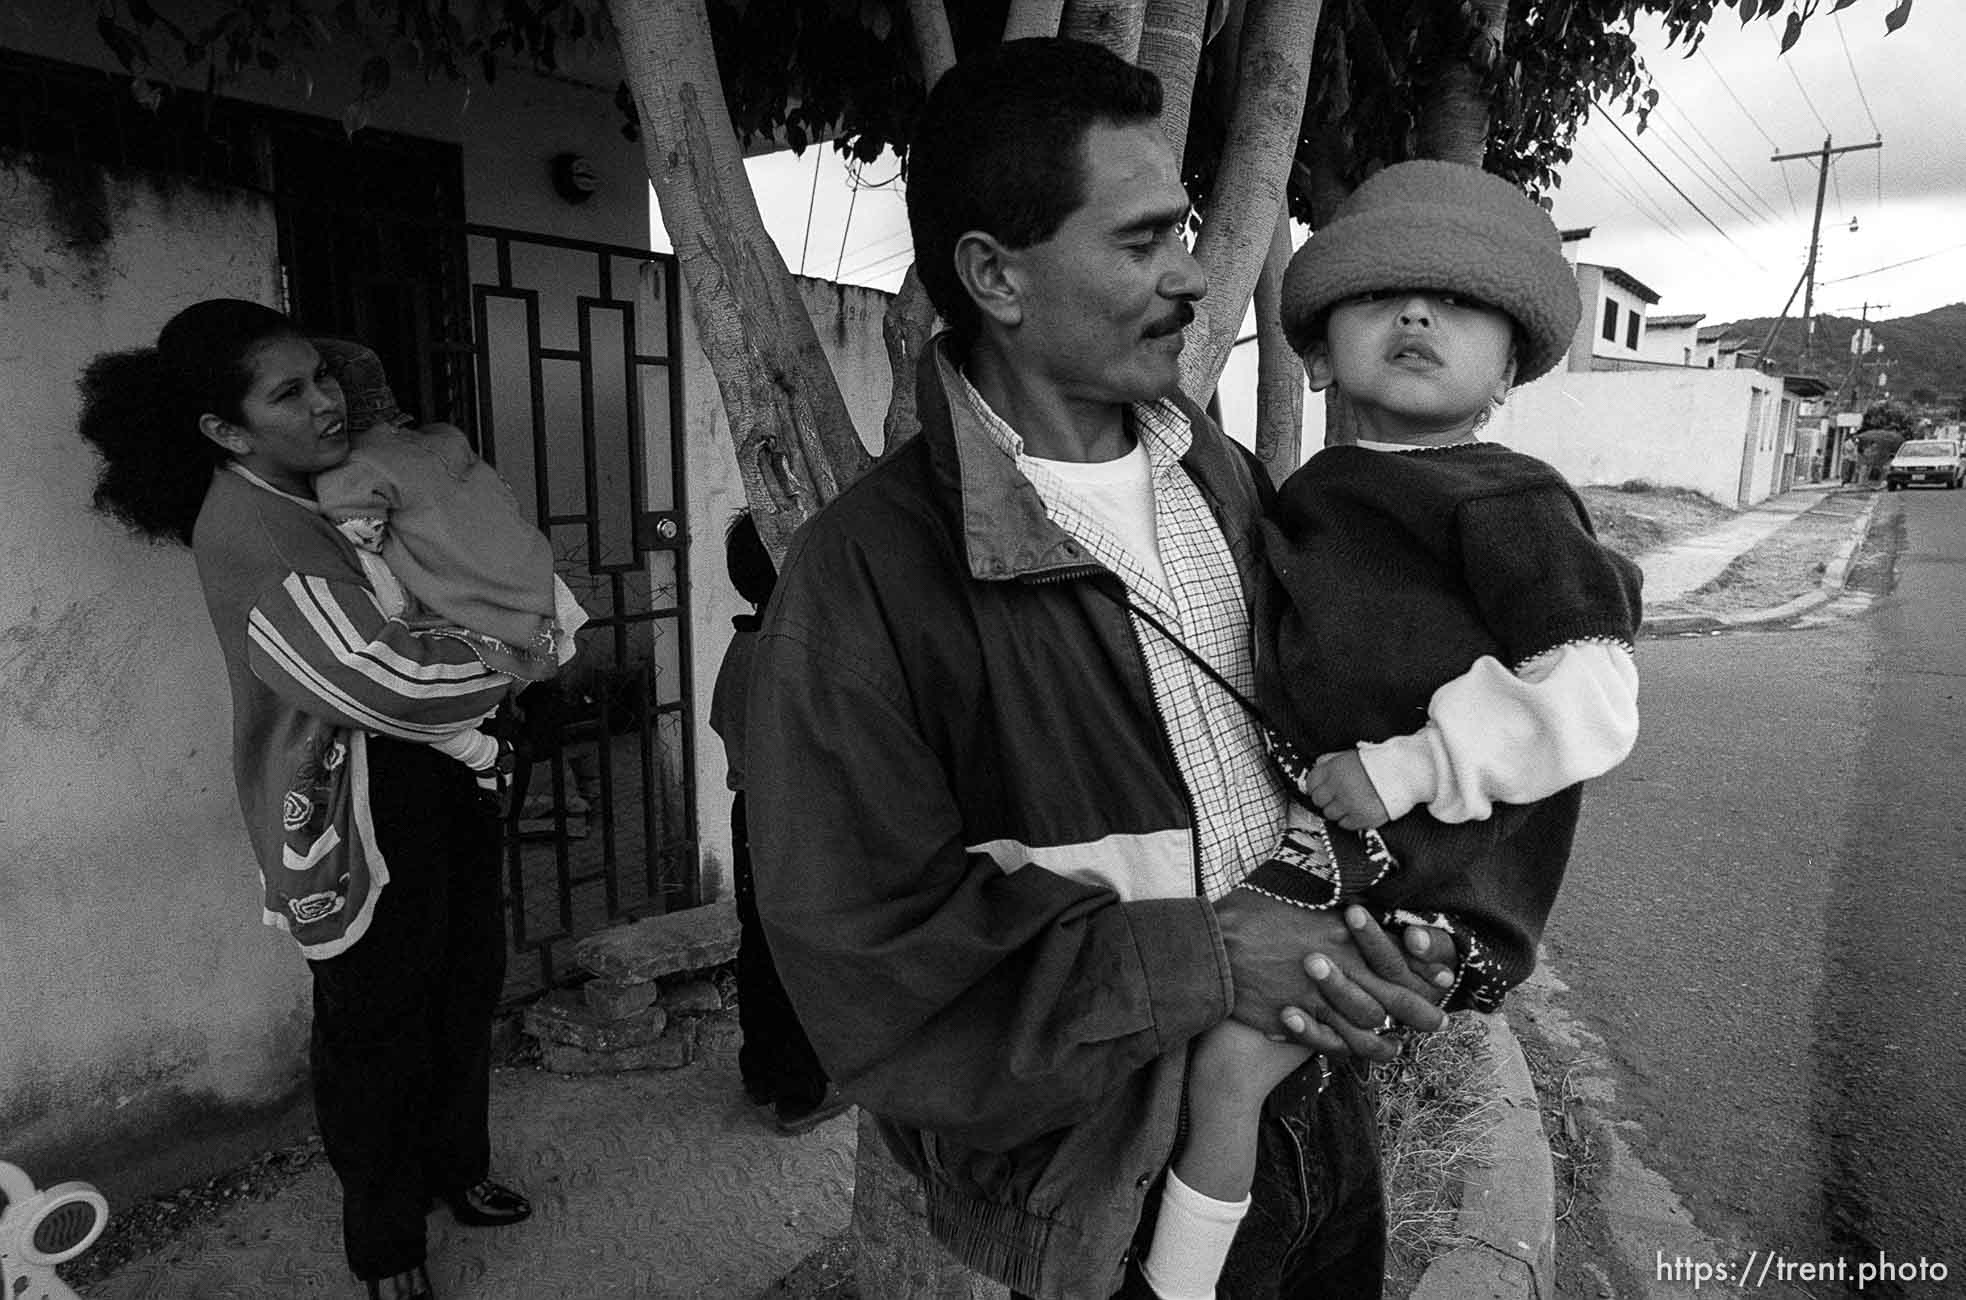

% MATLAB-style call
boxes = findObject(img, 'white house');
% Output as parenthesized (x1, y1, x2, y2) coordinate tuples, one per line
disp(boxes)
(1640, 312, 1707, 366)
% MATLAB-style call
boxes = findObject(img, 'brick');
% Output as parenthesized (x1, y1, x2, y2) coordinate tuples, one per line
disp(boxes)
(539, 1019, 697, 1075)
(582, 977, 665, 1021)
(572, 899, 739, 985)
(523, 989, 668, 1052)
(660, 977, 725, 1015)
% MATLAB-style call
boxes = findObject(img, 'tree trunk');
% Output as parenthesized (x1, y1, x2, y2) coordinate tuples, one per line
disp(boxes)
(1002, 0, 1068, 40)
(1139, 0, 1211, 156)
(1061, 0, 1146, 60)
(1251, 199, 1302, 485)
(907, 0, 958, 86)
(878, 0, 955, 455)
(1416, 0, 1508, 166)
(608, 0, 872, 561)
(1181, 0, 1323, 403)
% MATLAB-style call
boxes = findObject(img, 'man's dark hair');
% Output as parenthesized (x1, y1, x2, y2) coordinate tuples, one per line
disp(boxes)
(906, 38, 1163, 348)
(725, 510, 777, 608)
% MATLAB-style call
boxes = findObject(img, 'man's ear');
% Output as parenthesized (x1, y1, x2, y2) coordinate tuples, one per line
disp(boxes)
(1302, 341, 1336, 392)
(199, 413, 251, 456)
(952, 230, 1024, 331)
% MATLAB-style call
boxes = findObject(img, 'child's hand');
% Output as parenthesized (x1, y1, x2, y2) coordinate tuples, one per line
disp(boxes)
(1188, 1017, 1314, 1121)
(1305, 750, 1392, 830)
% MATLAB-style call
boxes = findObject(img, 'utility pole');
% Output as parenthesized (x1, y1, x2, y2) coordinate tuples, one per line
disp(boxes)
(1771, 135, 1882, 369)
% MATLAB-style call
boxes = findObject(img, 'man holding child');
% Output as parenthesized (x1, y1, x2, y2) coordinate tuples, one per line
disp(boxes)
(747, 37, 1541, 1300)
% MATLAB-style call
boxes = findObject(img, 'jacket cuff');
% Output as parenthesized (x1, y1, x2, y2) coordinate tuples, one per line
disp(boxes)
(1127, 897, 1234, 1049)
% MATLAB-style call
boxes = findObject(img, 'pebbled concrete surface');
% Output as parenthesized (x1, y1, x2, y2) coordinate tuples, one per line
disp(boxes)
(82, 1022, 855, 1299)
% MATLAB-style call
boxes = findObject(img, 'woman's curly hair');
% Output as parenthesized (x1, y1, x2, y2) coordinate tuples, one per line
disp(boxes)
(76, 299, 300, 545)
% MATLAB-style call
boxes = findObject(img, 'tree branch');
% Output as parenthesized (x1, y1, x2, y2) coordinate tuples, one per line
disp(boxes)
(1139, 0, 1210, 156)
(1061, 0, 1146, 59)
(1182, 0, 1322, 401)
(1252, 199, 1302, 486)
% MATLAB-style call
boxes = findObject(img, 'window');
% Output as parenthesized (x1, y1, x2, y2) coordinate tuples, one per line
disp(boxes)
(1626, 313, 1641, 349)
(1602, 300, 1619, 342)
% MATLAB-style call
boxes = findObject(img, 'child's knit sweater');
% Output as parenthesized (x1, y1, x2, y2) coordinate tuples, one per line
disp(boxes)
(1256, 441, 1644, 1002)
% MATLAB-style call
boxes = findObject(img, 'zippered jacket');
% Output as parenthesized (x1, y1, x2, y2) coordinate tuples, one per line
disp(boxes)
(747, 347, 1271, 1298)
(194, 468, 514, 957)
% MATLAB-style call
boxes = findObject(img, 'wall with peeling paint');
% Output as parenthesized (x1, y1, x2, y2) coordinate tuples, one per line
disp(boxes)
(0, 155, 313, 1198)
(682, 277, 894, 892)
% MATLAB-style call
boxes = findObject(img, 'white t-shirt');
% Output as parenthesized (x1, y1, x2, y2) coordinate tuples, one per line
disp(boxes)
(1027, 438, 1169, 592)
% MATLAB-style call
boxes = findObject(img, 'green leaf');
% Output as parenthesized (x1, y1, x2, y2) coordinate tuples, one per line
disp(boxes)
(1885, 0, 1913, 32)
(1779, 11, 1803, 51)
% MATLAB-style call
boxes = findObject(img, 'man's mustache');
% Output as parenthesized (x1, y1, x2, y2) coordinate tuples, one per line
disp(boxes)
(1145, 303, 1197, 338)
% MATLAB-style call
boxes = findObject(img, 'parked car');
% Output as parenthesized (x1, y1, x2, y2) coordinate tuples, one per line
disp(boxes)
(1885, 439, 1964, 490)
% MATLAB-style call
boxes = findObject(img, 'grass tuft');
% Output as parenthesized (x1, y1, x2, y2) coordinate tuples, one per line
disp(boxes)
(1374, 1012, 1498, 1275)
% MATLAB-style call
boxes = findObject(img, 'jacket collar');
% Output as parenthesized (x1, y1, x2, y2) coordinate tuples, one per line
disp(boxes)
(919, 337, 1236, 583)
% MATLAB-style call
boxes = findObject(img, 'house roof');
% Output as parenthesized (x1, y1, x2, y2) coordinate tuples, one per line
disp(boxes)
(1649, 313, 1706, 328)
(1580, 263, 1663, 304)
(1696, 324, 1737, 343)
(1560, 227, 1594, 243)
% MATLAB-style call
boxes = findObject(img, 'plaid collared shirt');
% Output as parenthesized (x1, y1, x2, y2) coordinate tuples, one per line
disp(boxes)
(957, 374, 1287, 901)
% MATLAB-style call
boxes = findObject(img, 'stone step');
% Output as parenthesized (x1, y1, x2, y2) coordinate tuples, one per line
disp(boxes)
(571, 898, 740, 986)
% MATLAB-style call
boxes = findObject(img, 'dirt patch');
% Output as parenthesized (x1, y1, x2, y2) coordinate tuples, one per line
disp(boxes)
(1576, 483, 1735, 562)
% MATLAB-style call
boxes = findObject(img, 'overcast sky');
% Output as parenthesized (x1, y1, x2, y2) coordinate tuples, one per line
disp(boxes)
(654, 1, 1963, 329)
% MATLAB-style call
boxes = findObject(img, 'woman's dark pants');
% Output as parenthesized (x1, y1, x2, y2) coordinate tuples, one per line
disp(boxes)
(306, 737, 507, 1281)
(730, 793, 830, 1113)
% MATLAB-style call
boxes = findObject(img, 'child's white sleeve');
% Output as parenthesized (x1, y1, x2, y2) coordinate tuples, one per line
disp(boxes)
(1355, 642, 1638, 824)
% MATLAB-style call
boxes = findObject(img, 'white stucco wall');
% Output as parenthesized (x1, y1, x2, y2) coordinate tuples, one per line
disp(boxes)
(0, 158, 310, 1191)
(1492, 366, 1780, 506)
(681, 277, 894, 899)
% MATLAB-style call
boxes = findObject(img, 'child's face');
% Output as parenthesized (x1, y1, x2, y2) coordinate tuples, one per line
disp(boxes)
(1304, 290, 1516, 443)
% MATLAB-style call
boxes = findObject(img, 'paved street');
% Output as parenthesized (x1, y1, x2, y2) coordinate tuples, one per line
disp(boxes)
(1525, 489, 1966, 1297)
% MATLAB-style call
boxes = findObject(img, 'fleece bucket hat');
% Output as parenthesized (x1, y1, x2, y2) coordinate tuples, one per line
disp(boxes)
(1280, 160, 1582, 384)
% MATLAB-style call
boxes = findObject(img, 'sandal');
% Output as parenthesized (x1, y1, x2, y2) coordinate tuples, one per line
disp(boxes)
(441, 1178, 532, 1227)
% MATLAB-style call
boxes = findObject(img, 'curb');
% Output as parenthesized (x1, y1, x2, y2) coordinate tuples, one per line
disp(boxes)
(1640, 490, 1882, 638)
(1409, 1012, 1553, 1300)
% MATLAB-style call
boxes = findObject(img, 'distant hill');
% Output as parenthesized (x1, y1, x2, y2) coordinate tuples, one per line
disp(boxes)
(1710, 302, 1966, 406)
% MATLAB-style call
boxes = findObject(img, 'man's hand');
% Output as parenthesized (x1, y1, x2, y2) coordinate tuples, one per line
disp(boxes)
(1304, 750, 1391, 830)
(1217, 893, 1448, 1063)
(1277, 907, 1447, 1060)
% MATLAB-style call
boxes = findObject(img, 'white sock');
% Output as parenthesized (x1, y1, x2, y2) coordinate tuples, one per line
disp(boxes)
(1139, 1168, 1250, 1300)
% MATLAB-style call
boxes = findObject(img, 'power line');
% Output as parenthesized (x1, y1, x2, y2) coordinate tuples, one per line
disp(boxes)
(1784, 60, 1832, 135)
(1576, 155, 1694, 246)
(1595, 103, 1771, 269)
(1659, 106, 1785, 223)
(1833, 16, 1882, 136)
(1698, 49, 1796, 219)
(1647, 116, 1777, 229)
(833, 172, 861, 280)
(797, 150, 822, 276)
(1700, 49, 1780, 149)
(1819, 240, 1966, 286)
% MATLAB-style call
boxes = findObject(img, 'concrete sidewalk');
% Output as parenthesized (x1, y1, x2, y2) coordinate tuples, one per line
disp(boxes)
(79, 1024, 857, 1299)
(1638, 488, 1827, 603)
(1639, 483, 1880, 632)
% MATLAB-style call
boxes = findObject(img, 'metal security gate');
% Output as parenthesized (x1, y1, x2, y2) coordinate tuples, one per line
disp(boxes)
(463, 226, 699, 1001)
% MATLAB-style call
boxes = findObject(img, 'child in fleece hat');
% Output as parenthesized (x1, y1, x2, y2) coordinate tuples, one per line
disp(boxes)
(1139, 161, 1643, 1300)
